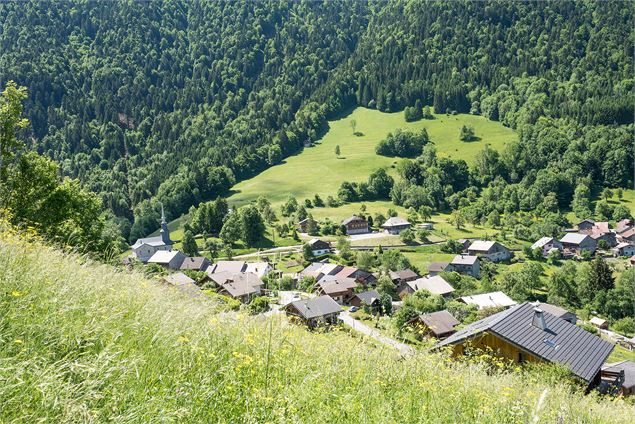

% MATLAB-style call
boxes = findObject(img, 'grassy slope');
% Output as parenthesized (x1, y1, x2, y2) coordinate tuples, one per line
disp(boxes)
(228, 107, 517, 209)
(2, 230, 634, 422)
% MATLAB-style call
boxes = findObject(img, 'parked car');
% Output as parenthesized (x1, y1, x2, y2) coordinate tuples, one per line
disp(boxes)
(349, 306, 359, 313)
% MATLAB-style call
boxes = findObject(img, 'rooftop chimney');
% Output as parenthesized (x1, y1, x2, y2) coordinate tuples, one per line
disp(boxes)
(532, 307, 548, 331)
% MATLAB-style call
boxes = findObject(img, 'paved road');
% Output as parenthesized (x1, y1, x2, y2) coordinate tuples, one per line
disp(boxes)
(339, 311, 415, 357)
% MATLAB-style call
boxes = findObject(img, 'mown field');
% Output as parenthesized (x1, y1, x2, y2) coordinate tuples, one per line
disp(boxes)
(228, 107, 517, 209)
(3, 228, 635, 423)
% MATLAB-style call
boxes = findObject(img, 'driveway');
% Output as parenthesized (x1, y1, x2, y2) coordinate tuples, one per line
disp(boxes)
(339, 311, 415, 356)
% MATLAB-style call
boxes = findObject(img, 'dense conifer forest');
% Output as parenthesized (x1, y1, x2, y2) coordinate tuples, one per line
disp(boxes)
(0, 0, 632, 243)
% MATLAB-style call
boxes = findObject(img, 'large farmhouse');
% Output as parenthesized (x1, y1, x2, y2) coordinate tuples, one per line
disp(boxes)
(467, 240, 512, 262)
(342, 215, 369, 235)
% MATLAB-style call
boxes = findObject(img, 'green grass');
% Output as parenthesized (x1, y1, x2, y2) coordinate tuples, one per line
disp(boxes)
(228, 107, 516, 209)
(608, 345, 635, 363)
(3, 227, 635, 422)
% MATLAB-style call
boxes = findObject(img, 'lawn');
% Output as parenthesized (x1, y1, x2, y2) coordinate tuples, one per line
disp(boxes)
(227, 107, 516, 209)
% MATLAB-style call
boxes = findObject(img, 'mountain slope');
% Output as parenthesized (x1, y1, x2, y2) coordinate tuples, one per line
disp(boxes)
(1, 226, 633, 422)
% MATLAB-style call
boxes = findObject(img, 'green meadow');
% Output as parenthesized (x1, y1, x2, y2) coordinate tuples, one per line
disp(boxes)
(228, 107, 517, 209)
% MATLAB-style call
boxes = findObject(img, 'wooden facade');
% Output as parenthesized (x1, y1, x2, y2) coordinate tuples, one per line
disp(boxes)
(449, 332, 543, 366)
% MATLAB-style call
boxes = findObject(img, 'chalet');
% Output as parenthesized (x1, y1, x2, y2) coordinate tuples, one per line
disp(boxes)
(590, 317, 609, 330)
(448, 254, 480, 278)
(208, 271, 263, 291)
(308, 238, 331, 256)
(207, 260, 272, 279)
(299, 262, 342, 281)
(590, 229, 617, 248)
(380, 216, 411, 234)
(314, 277, 358, 304)
(349, 290, 381, 309)
(434, 303, 615, 387)
(530, 237, 563, 257)
(161, 272, 203, 298)
(333, 266, 376, 286)
(180, 256, 211, 271)
(559, 233, 597, 255)
(217, 274, 262, 303)
(147, 250, 186, 270)
(532, 302, 577, 324)
(342, 215, 369, 235)
(459, 291, 516, 310)
(613, 242, 635, 257)
(399, 275, 455, 299)
(577, 219, 596, 233)
(283, 295, 342, 327)
(428, 262, 450, 276)
(388, 268, 419, 285)
(619, 228, 635, 244)
(407, 310, 460, 339)
(601, 361, 635, 396)
(457, 239, 471, 252)
(616, 219, 634, 235)
(131, 206, 173, 263)
(297, 218, 317, 234)
(467, 240, 512, 263)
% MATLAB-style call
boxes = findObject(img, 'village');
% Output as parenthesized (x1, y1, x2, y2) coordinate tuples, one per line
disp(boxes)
(126, 207, 635, 397)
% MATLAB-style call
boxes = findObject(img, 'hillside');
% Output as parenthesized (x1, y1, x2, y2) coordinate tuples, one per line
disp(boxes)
(1, 227, 634, 422)
(0, 1, 631, 243)
(229, 107, 516, 208)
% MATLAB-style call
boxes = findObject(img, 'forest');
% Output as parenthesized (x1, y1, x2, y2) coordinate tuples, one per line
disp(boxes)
(0, 0, 632, 245)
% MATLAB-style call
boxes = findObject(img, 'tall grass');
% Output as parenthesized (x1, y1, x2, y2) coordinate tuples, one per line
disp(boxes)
(1, 228, 634, 422)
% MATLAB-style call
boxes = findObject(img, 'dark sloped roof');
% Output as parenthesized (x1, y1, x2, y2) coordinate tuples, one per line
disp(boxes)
(180, 256, 210, 270)
(342, 215, 366, 225)
(353, 290, 380, 304)
(603, 361, 635, 390)
(416, 310, 460, 336)
(435, 302, 614, 382)
(286, 295, 342, 319)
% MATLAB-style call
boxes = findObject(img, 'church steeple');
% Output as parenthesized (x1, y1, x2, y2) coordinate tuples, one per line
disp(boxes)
(159, 202, 172, 245)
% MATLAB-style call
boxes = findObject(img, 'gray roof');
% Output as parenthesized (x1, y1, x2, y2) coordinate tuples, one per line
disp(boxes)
(412, 310, 460, 336)
(451, 254, 478, 265)
(467, 240, 497, 252)
(353, 290, 381, 305)
(531, 237, 555, 250)
(428, 262, 449, 272)
(147, 250, 184, 264)
(381, 216, 411, 228)
(460, 291, 516, 309)
(389, 268, 418, 280)
(163, 272, 196, 286)
(208, 260, 246, 274)
(408, 275, 455, 296)
(132, 235, 172, 249)
(318, 277, 358, 295)
(602, 361, 635, 390)
(220, 279, 260, 298)
(532, 302, 572, 319)
(435, 302, 614, 382)
(180, 256, 210, 270)
(286, 295, 342, 319)
(560, 233, 590, 245)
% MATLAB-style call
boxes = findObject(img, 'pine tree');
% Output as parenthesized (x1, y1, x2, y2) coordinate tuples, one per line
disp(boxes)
(182, 229, 199, 256)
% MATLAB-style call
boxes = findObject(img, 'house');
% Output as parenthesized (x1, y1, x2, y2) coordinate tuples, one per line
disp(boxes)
(457, 239, 471, 252)
(314, 278, 358, 304)
(208, 271, 263, 291)
(420, 222, 434, 230)
(467, 240, 512, 263)
(349, 290, 381, 309)
(283, 295, 342, 327)
(407, 310, 460, 339)
(216, 273, 262, 303)
(299, 262, 343, 281)
(559, 233, 597, 255)
(448, 254, 480, 278)
(590, 317, 609, 330)
(399, 275, 455, 299)
(207, 260, 272, 279)
(531, 237, 563, 257)
(577, 219, 597, 233)
(616, 219, 634, 235)
(207, 260, 247, 274)
(601, 361, 635, 396)
(147, 250, 186, 270)
(179, 256, 211, 271)
(434, 303, 615, 387)
(308, 238, 331, 256)
(160, 272, 203, 298)
(388, 268, 419, 285)
(428, 262, 450, 276)
(342, 215, 369, 235)
(532, 302, 577, 324)
(590, 229, 617, 248)
(613, 242, 635, 257)
(459, 291, 516, 310)
(619, 228, 635, 244)
(334, 266, 376, 286)
(131, 205, 174, 263)
(297, 218, 317, 233)
(380, 216, 411, 234)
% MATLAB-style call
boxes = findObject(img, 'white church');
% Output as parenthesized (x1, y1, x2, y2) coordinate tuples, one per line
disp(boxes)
(131, 205, 174, 263)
